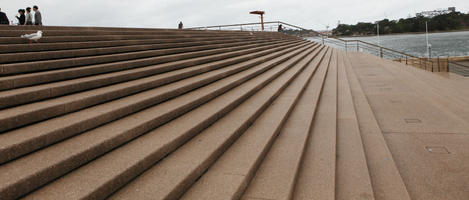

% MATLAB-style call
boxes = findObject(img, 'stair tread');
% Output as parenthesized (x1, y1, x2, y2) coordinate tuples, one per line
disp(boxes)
(0, 43, 313, 200)
(179, 46, 327, 200)
(0, 36, 267, 64)
(0, 42, 309, 165)
(0, 36, 266, 54)
(0, 39, 289, 75)
(344, 52, 411, 200)
(0, 40, 297, 93)
(335, 50, 375, 200)
(293, 48, 337, 200)
(0, 40, 301, 111)
(240, 47, 330, 200)
(22, 43, 319, 200)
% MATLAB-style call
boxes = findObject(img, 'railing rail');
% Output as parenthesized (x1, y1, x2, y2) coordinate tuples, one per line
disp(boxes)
(448, 60, 469, 70)
(188, 21, 457, 73)
(316, 36, 450, 72)
(186, 21, 320, 34)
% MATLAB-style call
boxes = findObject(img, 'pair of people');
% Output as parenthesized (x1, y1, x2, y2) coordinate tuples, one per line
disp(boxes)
(18, 6, 41, 25)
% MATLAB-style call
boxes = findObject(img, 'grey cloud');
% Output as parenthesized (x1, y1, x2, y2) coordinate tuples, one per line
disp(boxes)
(1, 0, 468, 30)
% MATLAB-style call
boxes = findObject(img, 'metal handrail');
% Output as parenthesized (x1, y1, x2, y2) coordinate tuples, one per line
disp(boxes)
(186, 21, 320, 34)
(321, 37, 448, 72)
(448, 60, 469, 69)
(186, 21, 279, 30)
(188, 21, 448, 72)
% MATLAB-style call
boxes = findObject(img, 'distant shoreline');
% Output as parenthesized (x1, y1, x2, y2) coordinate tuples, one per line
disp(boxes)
(337, 29, 469, 38)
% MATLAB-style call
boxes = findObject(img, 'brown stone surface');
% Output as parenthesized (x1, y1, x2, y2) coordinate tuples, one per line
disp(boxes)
(241, 47, 330, 200)
(348, 52, 469, 200)
(344, 52, 411, 200)
(293, 49, 337, 200)
(0, 25, 467, 200)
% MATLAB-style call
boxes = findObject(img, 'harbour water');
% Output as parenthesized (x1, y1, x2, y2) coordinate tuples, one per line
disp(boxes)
(338, 31, 469, 58)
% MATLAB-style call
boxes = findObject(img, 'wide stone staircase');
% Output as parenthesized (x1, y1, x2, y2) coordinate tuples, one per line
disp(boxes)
(0, 26, 411, 200)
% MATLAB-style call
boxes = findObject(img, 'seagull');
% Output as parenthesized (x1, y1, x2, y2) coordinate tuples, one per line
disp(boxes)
(21, 31, 43, 44)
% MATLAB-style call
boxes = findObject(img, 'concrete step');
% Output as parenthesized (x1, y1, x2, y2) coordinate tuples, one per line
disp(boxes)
(0, 29, 269, 37)
(0, 43, 315, 200)
(0, 31, 286, 45)
(0, 35, 271, 54)
(0, 38, 291, 76)
(0, 25, 280, 33)
(335, 50, 375, 200)
(0, 25, 168, 31)
(344, 52, 411, 200)
(111, 44, 325, 200)
(293, 49, 338, 200)
(0, 26, 287, 37)
(240, 48, 331, 200)
(0, 36, 272, 64)
(23, 41, 323, 200)
(0, 41, 302, 110)
(0, 42, 311, 164)
(179, 47, 328, 200)
(0, 33, 288, 44)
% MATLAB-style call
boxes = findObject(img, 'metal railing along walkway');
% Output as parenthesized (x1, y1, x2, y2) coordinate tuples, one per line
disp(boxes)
(188, 21, 469, 73)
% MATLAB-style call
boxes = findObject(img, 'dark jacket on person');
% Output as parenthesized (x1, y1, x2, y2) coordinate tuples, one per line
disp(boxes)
(0, 11, 9, 25)
(34, 11, 42, 25)
(16, 14, 25, 25)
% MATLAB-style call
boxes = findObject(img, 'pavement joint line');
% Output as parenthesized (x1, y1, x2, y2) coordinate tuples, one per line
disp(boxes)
(425, 146, 451, 154)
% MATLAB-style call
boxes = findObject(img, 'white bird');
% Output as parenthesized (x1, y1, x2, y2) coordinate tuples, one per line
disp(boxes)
(21, 31, 43, 44)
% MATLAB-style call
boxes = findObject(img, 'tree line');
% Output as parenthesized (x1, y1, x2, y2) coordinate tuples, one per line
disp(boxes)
(332, 11, 469, 36)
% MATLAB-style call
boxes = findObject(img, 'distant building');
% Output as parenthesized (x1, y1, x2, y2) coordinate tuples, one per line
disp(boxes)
(417, 7, 456, 18)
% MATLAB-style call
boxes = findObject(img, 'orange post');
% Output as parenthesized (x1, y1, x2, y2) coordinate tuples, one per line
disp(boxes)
(249, 11, 265, 31)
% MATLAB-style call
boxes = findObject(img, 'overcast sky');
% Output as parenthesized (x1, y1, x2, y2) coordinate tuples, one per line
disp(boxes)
(1, 0, 468, 30)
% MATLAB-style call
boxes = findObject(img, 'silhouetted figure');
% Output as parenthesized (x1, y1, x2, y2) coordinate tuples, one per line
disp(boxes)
(33, 5, 42, 25)
(16, 9, 26, 25)
(0, 8, 9, 25)
(278, 24, 283, 32)
(25, 7, 33, 25)
(178, 21, 183, 29)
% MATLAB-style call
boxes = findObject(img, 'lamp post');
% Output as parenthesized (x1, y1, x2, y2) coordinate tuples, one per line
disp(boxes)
(377, 22, 380, 46)
(249, 11, 265, 31)
(426, 21, 431, 58)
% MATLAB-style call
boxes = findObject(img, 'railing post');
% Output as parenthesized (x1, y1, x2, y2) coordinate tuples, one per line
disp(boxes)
(379, 47, 383, 58)
(431, 60, 434, 72)
(356, 41, 359, 52)
(447, 56, 450, 72)
(437, 56, 440, 72)
(406, 56, 408, 65)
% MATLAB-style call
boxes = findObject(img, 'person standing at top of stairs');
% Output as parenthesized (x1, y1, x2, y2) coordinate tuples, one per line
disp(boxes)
(178, 21, 183, 29)
(16, 9, 26, 25)
(0, 8, 10, 25)
(25, 7, 33, 25)
(33, 5, 42, 25)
